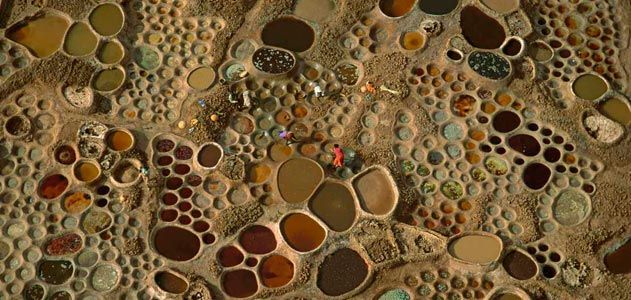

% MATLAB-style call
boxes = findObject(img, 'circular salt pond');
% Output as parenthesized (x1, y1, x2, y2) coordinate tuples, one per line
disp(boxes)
(460, 5, 505, 49)
(492, 110, 521, 133)
(89, 3, 124, 36)
(448, 233, 502, 264)
(64, 22, 98, 57)
(468, 51, 511, 80)
(318, 248, 368, 296)
(552, 189, 591, 226)
(419, 0, 459, 15)
(261, 17, 314, 52)
(278, 158, 323, 204)
(309, 182, 357, 232)
(54, 145, 76, 165)
(379, 0, 416, 17)
(38, 174, 69, 199)
(522, 163, 551, 190)
(281, 213, 326, 252)
(572, 74, 608, 101)
(353, 168, 397, 215)
(74, 160, 101, 183)
(93, 68, 125, 92)
(218, 246, 244, 267)
(187, 67, 216, 90)
(98, 40, 124, 64)
(400, 31, 425, 51)
(5, 115, 31, 137)
(154, 226, 200, 261)
(198, 143, 223, 169)
(106, 129, 133, 151)
(508, 134, 540, 156)
(259, 254, 294, 288)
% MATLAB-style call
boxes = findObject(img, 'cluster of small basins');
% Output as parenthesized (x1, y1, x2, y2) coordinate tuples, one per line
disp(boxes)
(151, 137, 224, 262)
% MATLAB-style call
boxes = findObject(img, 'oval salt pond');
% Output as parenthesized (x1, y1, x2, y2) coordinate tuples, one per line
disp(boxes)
(468, 51, 511, 80)
(605, 239, 631, 274)
(63, 191, 92, 214)
(82, 210, 112, 234)
(24, 284, 45, 300)
(481, 0, 519, 14)
(493, 110, 521, 133)
(598, 97, 631, 126)
(523, 163, 551, 190)
(187, 67, 215, 90)
(98, 40, 124, 64)
(261, 17, 315, 52)
(106, 129, 133, 151)
(259, 254, 294, 288)
(218, 246, 244, 267)
(353, 168, 397, 215)
(222, 269, 258, 298)
(379, 0, 416, 17)
(508, 134, 540, 156)
(239, 225, 276, 255)
(93, 68, 125, 92)
(38, 260, 74, 285)
(317, 248, 368, 296)
(198, 143, 223, 169)
(334, 62, 361, 85)
(89, 3, 124, 36)
(309, 181, 357, 232)
(529, 41, 553, 62)
(39, 174, 69, 199)
(552, 189, 591, 226)
(278, 158, 323, 204)
(448, 233, 502, 264)
(64, 22, 98, 57)
(74, 160, 101, 182)
(460, 6, 505, 49)
(502, 250, 538, 280)
(252, 47, 296, 74)
(281, 213, 326, 252)
(155, 271, 188, 294)
(572, 74, 608, 101)
(419, 0, 459, 15)
(154, 226, 200, 261)
(379, 288, 411, 300)
(7, 12, 70, 58)
(502, 37, 522, 56)
(400, 31, 425, 51)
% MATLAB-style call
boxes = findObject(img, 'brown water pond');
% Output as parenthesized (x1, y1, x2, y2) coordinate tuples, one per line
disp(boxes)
(198, 143, 223, 168)
(281, 213, 326, 252)
(448, 233, 502, 264)
(353, 168, 396, 215)
(523, 163, 551, 190)
(89, 3, 124, 36)
(572, 74, 608, 101)
(155, 271, 188, 294)
(493, 111, 521, 133)
(278, 158, 323, 204)
(64, 22, 98, 57)
(222, 269, 258, 298)
(261, 17, 314, 52)
(309, 181, 356, 232)
(460, 6, 506, 49)
(598, 98, 631, 126)
(379, 0, 416, 17)
(239, 225, 276, 254)
(39, 174, 69, 199)
(502, 250, 538, 280)
(218, 246, 244, 267)
(605, 239, 631, 274)
(7, 12, 70, 58)
(259, 254, 294, 288)
(106, 129, 133, 151)
(508, 134, 540, 156)
(419, 0, 459, 15)
(154, 226, 200, 261)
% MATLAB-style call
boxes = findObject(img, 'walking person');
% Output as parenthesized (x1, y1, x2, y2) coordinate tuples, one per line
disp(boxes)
(332, 144, 344, 169)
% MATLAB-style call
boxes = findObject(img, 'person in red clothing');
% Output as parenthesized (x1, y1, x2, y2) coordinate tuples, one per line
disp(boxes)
(332, 144, 344, 169)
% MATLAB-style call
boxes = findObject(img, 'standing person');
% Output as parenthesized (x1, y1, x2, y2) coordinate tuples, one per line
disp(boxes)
(278, 130, 299, 145)
(332, 144, 344, 169)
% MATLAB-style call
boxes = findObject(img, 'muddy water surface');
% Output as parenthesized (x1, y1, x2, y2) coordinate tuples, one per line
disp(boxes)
(379, 0, 416, 17)
(605, 239, 631, 274)
(598, 98, 631, 125)
(261, 17, 314, 52)
(154, 226, 200, 261)
(259, 254, 294, 288)
(460, 6, 505, 49)
(353, 168, 396, 215)
(278, 158, 323, 203)
(309, 182, 356, 232)
(419, 0, 459, 15)
(281, 213, 326, 252)
(572, 74, 608, 100)
(64, 22, 98, 57)
(89, 3, 124, 36)
(449, 234, 502, 264)
(7, 13, 69, 58)
(318, 248, 368, 296)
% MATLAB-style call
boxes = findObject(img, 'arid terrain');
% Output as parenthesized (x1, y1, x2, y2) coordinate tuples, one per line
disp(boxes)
(0, 0, 630, 299)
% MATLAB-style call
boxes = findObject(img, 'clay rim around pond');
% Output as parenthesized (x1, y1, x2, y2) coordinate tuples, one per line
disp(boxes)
(350, 165, 399, 217)
(194, 142, 224, 171)
(278, 210, 329, 254)
(570, 72, 611, 102)
(72, 159, 102, 184)
(105, 127, 135, 152)
(500, 36, 526, 58)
